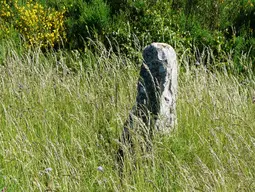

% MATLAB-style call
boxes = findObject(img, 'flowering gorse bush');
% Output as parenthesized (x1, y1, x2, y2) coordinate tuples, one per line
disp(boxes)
(0, 0, 66, 48)
(0, 0, 12, 20)
(0, 0, 13, 36)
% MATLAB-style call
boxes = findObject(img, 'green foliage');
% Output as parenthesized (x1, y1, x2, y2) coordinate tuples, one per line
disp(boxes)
(0, 0, 66, 48)
(106, 1, 182, 60)
(46, 0, 111, 49)
(0, 0, 255, 72)
(1, 0, 255, 190)
(107, 0, 128, 14)
(167, 0, 255, 57)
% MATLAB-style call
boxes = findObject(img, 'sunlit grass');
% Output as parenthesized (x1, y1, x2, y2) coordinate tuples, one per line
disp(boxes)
(0, 41, 255, 191)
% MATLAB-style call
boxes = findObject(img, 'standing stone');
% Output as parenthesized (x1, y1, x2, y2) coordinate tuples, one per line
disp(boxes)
(118, 43, 178, 163)
(138, 42, 178, 133)
(117, 43, 177, 169)
(120, 43, 177, 147)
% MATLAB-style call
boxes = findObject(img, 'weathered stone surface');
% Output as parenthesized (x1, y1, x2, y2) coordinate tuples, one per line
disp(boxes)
(117, 42, 178, 167)
(137, 42, 178, 132)
(127, 43, 178, 133)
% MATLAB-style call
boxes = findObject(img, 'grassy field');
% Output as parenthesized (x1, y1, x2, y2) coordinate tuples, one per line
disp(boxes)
(0, 41, 255, 191)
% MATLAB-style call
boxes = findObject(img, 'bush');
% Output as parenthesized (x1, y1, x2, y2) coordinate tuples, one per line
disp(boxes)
(1, 0, 254, 73)
(46, 0, 111, 49)
(0, 0, 15, 39)
(0, 0, 66, 49)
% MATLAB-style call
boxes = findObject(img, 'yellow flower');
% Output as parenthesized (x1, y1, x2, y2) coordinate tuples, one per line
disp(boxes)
(0, 0, 66, 48)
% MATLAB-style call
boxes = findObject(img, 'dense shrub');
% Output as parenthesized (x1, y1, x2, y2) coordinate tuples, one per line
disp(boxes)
(46, 0, 111, 49)
(0, 0, 66, 48)
(169, 0, 255, 50)
(105, 0, 254, 70)
(0, 0, 16, 39)
(0, 0, 254, 72)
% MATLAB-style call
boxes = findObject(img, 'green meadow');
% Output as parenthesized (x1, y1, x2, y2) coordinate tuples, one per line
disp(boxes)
(1, 0, 255, 191)
(0, 40, 255, 191)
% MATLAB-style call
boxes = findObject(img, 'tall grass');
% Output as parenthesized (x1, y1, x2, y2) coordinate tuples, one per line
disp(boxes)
(0, 41, 255, 191)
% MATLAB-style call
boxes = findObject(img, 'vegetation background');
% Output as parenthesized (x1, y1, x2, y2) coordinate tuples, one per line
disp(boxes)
(0, 0, 255, 191)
